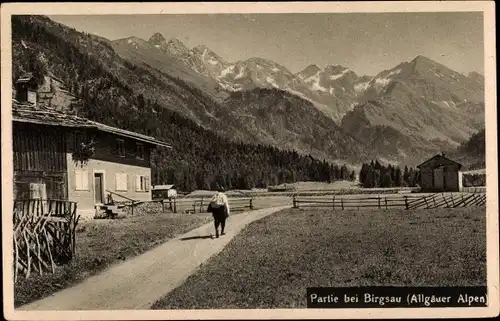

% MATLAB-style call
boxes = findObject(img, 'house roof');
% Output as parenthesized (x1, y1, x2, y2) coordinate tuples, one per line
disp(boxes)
(12, 100, 172, 148)
(13, 100, 96, 128)
(416, 154, 462, 169)
(89, 121, 172, 148)
(152, 184, 175, 190)
(16, 73, 35, 84)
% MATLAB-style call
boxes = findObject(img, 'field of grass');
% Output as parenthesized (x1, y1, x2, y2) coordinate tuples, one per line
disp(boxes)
(14, 211, 212, 307)
(153, 206, 486, 309)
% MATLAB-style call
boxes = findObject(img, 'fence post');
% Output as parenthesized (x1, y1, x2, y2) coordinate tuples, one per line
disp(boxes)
(199, 197, 204, 213)
(378, 196, 381, 209)
(341, 199, 344, 210)
(250, 198, 254, 210)
(293, 194, 297, 208)
(131, 201, 134, 216)
(162, 200, 165, 212)
(443, 193, 450, 208)
(404, 196, 409, 210)
(192, 202, 196, 214)
(450, 194, 456, 208)
(423, 196, 429, 209)
(333, 196, 335, 209)
(385, 197, 388, 210)
(173, 198, 177, 213)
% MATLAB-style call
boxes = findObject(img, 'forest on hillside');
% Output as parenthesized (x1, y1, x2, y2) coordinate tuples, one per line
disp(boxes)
(12, 15, 357, 192)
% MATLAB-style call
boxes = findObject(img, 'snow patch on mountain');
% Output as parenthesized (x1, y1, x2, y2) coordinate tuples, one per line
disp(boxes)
(266, 76, 279, 88)
(234, 66, 245, 80)
(329, 68, 350, 80)
(387, 68, 401, 77)
(374, 77, 391, 87)
(220, 65, 235, 78)
(354, 80, 371, 93)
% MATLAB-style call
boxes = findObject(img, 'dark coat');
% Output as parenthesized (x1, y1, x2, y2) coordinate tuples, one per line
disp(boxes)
(207, 203, 229, 218)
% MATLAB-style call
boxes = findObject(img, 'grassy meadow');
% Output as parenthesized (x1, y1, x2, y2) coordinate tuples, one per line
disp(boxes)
(14, 209, 212, 307)
(153, 206, 486, 309)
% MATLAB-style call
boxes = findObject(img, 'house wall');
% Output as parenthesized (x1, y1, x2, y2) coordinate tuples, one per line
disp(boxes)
(66, 130, 154, 218)
(444, 170, 460, 192)
(420, 170, 434, 191)
(86, 130, 152, 167)
(420, 167, 459, 192)
(13, 123, 68, 200)
(67, 157, 152, 218)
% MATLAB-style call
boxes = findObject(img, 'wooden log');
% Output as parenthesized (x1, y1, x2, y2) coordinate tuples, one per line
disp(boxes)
(443, 194, 450, 208)
(14, 237, 19, 282)
(23, 231, 31, 279)
(35, 233, 43, 275)
(450, 194, 456, 207)
(43, 229, 55, 273)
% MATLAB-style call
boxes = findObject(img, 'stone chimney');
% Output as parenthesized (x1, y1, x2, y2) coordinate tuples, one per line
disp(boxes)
(15, 73, 38, 107)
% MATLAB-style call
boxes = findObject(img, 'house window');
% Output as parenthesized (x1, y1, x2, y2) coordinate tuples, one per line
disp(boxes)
(75, 169, 89, 190)
(136, 143, 144, 160)
(136, 175, 150, 192)
(29, 183, 47, 200)
(116, 139, 125, 157)
(115, 173, 128, 191)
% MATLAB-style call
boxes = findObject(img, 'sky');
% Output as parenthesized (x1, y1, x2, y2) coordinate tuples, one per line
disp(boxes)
(49, 12, 484, 76)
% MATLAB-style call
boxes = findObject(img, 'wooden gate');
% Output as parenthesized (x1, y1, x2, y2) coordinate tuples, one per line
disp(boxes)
(13, 199, 80, 282)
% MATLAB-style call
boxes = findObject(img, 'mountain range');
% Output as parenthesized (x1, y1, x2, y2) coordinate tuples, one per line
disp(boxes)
(111, 33, 485, 165)
(12, 16, 485, 168)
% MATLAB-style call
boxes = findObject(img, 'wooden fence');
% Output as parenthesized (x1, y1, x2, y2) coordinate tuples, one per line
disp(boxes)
(158, 197, 255, 214)
(13, 199, 80, 282)
(292, 193, 486, 210)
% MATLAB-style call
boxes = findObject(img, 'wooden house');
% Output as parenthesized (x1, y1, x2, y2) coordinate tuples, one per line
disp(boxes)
(12, 80, 171, 218)
(416, 153, 463, 192)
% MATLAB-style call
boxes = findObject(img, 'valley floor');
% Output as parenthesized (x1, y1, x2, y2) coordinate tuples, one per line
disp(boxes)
(152, 206, 486, 309)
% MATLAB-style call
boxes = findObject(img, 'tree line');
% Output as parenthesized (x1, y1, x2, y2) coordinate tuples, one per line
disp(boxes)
(12, 15, 357, 192)
(359, 160, 420, 188)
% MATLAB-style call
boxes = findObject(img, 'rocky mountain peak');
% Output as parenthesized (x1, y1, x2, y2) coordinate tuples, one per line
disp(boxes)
(148, 32, 166, 45)
(164, 38, 189, 56)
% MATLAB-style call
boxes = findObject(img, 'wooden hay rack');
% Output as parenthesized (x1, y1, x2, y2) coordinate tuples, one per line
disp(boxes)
(13, 199, 80, 282)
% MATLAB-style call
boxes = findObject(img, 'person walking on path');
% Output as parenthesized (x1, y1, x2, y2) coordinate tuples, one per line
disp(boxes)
(207, 186, 230, 238)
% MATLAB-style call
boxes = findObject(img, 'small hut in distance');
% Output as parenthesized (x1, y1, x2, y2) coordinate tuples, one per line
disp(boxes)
(416, 152, 463, 192)
(152, 184, 177, 200)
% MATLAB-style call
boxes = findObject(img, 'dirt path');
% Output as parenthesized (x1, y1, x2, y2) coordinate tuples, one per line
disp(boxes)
(19, 205, 290, 311)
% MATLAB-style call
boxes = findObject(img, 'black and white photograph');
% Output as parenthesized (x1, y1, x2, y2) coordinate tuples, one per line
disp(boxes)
(1, 1, 498, 320)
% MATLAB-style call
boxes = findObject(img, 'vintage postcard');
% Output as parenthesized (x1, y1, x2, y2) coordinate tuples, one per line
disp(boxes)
(1, 1, 498, 320)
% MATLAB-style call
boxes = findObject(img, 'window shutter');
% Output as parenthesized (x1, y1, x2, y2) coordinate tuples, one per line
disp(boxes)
(145, 176, 150, 192)
(116, 173, 128, 191)
(75, 169, 82, 190)
(136, 175, 141, 192)
(82, 170, 89, 190)
(39, 183, 47, 200)
(30, 183, 41, 199)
